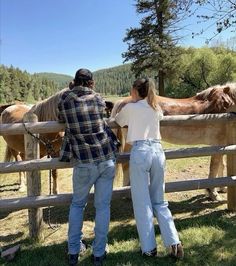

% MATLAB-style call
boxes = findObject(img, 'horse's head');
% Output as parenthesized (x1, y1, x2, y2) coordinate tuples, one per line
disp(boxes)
(222, 83, 236, 112)
(104, 101, 114, 118)
(206, 85, 235, 113)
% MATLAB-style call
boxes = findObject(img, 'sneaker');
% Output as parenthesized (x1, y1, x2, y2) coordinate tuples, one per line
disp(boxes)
(169, 243, 184, 259)
(68, 254, 78, 266)
(141, 247, 157, 257)
(91, 252, 107, 266)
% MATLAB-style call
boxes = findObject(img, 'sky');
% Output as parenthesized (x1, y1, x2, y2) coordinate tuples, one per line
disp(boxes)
(0, 0, 235, 76)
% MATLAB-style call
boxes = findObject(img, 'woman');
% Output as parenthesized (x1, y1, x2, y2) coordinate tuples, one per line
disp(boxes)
(114, 78, 184, 259)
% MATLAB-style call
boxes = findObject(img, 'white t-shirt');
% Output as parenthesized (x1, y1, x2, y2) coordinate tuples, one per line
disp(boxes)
(115, 99, 163, 145)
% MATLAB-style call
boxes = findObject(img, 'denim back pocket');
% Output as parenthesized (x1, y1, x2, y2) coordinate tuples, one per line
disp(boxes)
(98, 159, 116, 180)
(73, 166, 90, 187)
(130, 148, 152, 169)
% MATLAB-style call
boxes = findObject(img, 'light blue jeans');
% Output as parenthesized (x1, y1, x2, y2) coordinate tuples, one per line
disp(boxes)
(129, 140, 180, 253)
(68, 159, 115, 257)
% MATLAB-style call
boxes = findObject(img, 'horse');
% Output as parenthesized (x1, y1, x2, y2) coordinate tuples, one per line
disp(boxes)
(0, 89, 118, 194)
(0, 89, 68, 194)
(110, 83, 236, 201)
(0, 103, 27, 191)
(0, 103, 14, 115)
(104, 100, 114, 118)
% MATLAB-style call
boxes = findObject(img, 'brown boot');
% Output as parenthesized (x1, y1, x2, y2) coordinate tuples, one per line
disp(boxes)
(169, 243, 184, 259)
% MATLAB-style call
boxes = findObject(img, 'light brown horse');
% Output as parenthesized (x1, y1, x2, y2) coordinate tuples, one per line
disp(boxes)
(111, 83, 236, 201)
(0, 88, 68, 194)
(0, 103, 25, 191)
(0, 89, 118, 193)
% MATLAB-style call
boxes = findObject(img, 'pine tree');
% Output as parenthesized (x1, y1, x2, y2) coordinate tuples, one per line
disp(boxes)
(123, 0, 189, 95)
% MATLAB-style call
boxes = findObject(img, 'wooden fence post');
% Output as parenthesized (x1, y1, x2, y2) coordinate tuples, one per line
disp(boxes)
(227, 119, 236, 211)
(23, 112, 43, 240)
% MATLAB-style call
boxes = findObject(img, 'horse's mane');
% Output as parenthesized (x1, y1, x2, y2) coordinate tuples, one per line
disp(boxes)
(110, 99, 124, 118)
(30, 87, 69, 121)
(196, 82, 236, 100)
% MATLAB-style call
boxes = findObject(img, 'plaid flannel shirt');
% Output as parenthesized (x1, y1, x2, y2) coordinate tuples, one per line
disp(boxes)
(57, 86, 116, 163)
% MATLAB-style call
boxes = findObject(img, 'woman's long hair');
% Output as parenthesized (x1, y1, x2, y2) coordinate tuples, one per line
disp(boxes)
(133, 78, 161, 111)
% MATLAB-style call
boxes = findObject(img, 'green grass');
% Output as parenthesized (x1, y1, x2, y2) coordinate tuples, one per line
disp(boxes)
(1, 136, 235, 266)
(0, 198, 235, 266)
(103, 95, 124, 101)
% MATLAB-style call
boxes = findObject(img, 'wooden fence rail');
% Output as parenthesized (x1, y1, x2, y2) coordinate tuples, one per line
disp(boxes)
(1, 176, 236, 212)
(1, 113, 236, 135)
(1, 112, 236, 240)
(1, 145, 236, 173)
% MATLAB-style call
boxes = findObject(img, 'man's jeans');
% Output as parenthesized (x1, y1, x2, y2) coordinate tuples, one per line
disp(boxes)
(68, 159, 115, 257)
(130, 140, 180, 253)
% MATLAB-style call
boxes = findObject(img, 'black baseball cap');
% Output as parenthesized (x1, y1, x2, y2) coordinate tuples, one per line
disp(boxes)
(74, 68, 93, 81)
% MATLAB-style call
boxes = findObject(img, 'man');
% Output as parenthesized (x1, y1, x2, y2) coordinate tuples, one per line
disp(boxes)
(58, 68, 118, 266)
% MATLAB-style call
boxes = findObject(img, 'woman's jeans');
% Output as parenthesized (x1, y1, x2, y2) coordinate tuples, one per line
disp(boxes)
(68, 159, 115, 257)
(130, 140, 180, 253)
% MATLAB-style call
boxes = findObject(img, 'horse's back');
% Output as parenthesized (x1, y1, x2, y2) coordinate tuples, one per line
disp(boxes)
(0, 103, 14, 116)
(1, 104, 31, 123)
(1, 104, 31, 154)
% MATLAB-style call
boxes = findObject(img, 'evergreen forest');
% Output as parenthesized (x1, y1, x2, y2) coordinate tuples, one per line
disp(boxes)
(0, 66, 71, 104)
(0, 46, 236, 104)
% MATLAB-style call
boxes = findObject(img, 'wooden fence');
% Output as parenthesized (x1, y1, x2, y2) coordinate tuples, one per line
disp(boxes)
(1, 112, 236, 240)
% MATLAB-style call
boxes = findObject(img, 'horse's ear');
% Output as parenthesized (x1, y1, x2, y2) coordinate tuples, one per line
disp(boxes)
(223, 86, 230, 94)
(207, 88, 216, 100)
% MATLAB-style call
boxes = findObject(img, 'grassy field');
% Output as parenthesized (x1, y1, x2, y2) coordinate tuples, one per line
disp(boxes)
(0, 135, 236, 266)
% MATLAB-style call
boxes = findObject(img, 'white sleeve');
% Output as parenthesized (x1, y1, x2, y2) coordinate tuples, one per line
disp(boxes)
(159, 110, 164, 120)
(115, 105, 129, 127)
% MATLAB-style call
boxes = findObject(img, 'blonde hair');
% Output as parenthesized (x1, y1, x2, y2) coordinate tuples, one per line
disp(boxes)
(133, 78, 161, 111)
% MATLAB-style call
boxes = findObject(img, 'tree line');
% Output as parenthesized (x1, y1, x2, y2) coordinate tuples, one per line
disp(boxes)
(0, 65, 61, 103)
(1, 1, 236, 103)
(0, 46, 235, 104)
(94, 46, 236, 98)
(122, 0, 236, 95)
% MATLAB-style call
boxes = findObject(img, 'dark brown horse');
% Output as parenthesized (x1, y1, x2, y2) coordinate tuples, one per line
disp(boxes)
(104, 100, 114, 118)
(0, 103, 14, 115)
(111, 83, 236, 201)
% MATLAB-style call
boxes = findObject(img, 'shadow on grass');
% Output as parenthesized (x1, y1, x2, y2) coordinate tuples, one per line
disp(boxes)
(1, 208, 235, 266)
(169, 193, 227, 215)
(1, 194, 235, 266)
(0, 182, 19, 192)
(41, 196, 134, 225)
(42, 205, 69, 225)
(0, 191, 226, 223)
(0, 192, 236, 266)
(0, 235, 190, 266)
(19, 192, 228, 228)
(0, 232, 24, 244)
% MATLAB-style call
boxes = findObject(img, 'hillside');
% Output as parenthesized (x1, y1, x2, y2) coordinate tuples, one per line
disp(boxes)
(94, 64, 135, 95)
(3, 45, 235, 102)
(35, 72, 73, 89)
(37, 64, 136, 96)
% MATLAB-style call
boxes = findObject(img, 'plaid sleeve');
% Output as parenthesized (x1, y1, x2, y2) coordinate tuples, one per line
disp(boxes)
(57, 101, 66, 123)
(96, 94, 106, 108)
(59, 133, 72, 162)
